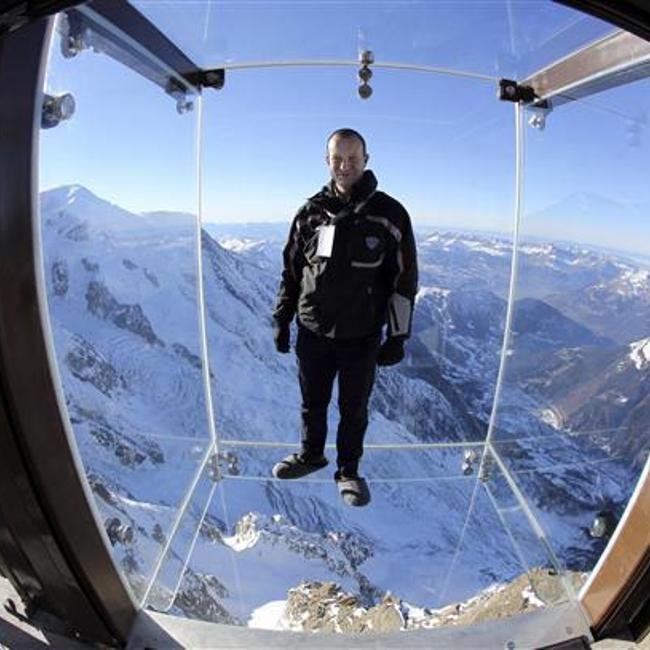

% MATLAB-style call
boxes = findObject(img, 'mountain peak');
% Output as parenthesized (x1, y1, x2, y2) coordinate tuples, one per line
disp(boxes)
(66, 183, 95, 199)
(42, 183, 99, 204)
(40, 184, 116, 219)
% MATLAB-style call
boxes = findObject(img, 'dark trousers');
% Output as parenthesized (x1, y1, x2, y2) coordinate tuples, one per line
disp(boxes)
(296, 325, 380, 477)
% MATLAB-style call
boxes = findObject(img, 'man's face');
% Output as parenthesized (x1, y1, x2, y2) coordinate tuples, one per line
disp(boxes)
(326, 136, 368, 196)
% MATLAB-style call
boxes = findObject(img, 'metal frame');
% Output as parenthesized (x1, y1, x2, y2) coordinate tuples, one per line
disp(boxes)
(0, 15, 136, 645)
(0, 0, 222, 644)
(580, 455, 650, 640)
(69, 0, 199, 96)
(0, 0, 648, 647)
(522, 29, 650, 108)
(128, 599, 591, 649)
(68, 0, 224, 97)
(555, 0, 650, 43)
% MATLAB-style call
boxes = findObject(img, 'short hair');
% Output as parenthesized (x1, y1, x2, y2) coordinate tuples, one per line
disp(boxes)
(326, 128, 367, 156)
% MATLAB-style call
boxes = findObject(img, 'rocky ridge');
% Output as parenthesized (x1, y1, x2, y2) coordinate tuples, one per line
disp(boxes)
(277, 568, 586, 634)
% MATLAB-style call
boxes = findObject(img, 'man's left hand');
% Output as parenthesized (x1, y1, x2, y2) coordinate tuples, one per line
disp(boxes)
(377, 337, 405, 366)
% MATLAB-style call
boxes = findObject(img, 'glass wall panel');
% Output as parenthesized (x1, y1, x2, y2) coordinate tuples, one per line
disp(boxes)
(492, 79, 650, 587)
(201, 65, 515, 450)
(181, 62, 561, 634)
(38, 12, 212, 603)
(132, 0, 615, 80)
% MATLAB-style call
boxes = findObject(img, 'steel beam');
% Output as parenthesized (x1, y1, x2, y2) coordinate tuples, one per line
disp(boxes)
(523, 29, 650, 107)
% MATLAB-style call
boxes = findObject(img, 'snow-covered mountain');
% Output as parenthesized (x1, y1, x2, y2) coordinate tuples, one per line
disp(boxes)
(39, 185, 648, 627)
(415, 231, 632, 302)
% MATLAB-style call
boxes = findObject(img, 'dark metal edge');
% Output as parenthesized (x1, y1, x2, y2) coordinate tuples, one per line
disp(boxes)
(593, 546, 650, 641)
(554, 0, 650, 43)
(0, 15, 137, 645)
(82, 0, 202, 90)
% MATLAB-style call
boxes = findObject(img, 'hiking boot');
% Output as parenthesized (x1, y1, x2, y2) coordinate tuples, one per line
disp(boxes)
(272, 453, 328, 479)
(335, 472, 371, 507)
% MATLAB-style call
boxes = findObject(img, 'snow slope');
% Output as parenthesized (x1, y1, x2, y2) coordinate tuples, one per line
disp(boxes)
(39, 185, 646, 623)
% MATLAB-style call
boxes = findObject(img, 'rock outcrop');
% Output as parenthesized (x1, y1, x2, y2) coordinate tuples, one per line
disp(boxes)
(85, 280, 164, 346)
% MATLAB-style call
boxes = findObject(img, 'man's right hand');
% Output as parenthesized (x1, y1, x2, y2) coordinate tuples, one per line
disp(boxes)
(377, 337, 405, 366)
(273, 323, 290, 353)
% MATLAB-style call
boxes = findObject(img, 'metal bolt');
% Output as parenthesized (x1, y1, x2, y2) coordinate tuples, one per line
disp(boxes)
(358, 82, 373, 100)
(176, 97, 194, 114)
(528, 113, 546, 130)
(41, 93, 76, 129)
(359, 49, 374, 65)
(105, 517, 134, 545)
(58, 14, 86, 58)
(464, 449, 478, 464)
(358, 66, 373, 83)
(208, 454, 221, 482)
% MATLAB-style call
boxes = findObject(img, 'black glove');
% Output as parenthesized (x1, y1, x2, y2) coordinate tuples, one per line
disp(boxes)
(273, 322, 290, 353)
(377, 337, 405, 367)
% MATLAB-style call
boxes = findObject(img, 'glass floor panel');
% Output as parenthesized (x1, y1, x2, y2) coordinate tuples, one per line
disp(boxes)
(152, 445, 574, 630)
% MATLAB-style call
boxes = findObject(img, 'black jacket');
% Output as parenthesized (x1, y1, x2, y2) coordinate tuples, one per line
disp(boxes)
(273, 170, 418, 340)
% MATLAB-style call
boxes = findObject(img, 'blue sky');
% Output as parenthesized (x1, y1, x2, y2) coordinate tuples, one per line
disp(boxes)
(40, 2, 650, 255)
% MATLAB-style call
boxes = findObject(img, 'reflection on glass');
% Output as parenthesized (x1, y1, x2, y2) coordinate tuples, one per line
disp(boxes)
(492, 79, 650, 591)
(39, 14, 210, 603)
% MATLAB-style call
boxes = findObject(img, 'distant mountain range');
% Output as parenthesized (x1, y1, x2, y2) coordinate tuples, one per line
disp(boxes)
(526, 191, 650, 258)
(39, 185, 649, 628)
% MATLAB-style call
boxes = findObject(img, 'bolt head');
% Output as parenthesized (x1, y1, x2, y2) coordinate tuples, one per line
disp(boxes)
(358, 83, 373, 100)
(358, 66, 373, 82)
(59, 93, 76, 120)
(359, 49, 374, 65)
(205, 70, 222, 86)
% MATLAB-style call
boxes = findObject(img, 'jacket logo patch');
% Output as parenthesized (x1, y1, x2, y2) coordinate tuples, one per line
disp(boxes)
(365, 236, 380, 251)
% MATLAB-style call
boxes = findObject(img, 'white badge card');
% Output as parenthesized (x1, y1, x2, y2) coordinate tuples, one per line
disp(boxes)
(316, 225, 336, 258)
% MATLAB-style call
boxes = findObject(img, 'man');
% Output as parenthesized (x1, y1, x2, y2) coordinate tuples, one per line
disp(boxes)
(271, 128, 418, 507)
